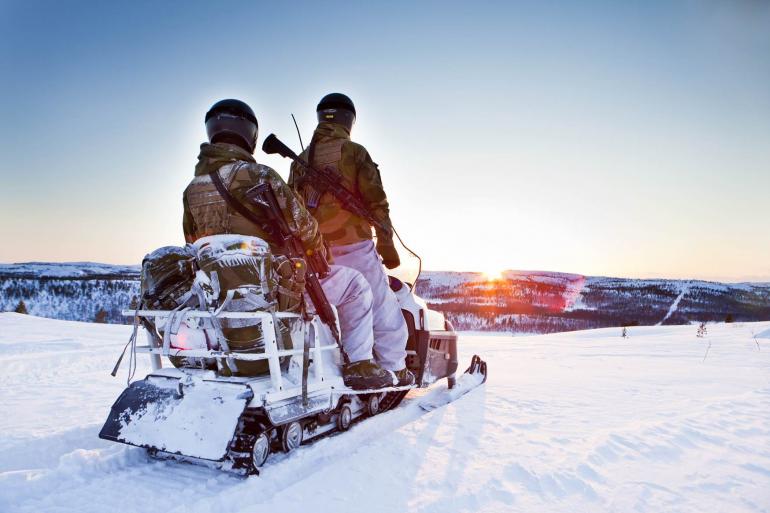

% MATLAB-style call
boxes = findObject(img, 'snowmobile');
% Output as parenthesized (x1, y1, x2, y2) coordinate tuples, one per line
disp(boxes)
(99, 254, 487, 476)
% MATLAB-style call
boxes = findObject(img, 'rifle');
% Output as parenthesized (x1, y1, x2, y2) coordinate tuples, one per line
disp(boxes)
(262, 132, 424, 286)
(262, 134, 390, 234)
(244, 183, 341, 345)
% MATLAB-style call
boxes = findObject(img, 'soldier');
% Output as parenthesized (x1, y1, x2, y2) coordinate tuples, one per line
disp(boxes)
(289, 93, 413, 386)
(182, 99, 393, 390)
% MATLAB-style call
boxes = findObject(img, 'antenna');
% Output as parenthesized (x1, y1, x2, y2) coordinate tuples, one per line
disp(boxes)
(291, 114, 305, 152)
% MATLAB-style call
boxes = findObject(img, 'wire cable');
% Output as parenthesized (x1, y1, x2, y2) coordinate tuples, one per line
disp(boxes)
(392, 226, 422, 289)
(291, 114, 305, 152)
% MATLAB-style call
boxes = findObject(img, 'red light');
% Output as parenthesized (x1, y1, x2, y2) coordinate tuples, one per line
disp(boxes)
(173, 331, 189, 349)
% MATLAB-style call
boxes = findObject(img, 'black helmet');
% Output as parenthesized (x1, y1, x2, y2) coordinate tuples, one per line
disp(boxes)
(316, 93, 356, 131)
(205, 99, 258, 153)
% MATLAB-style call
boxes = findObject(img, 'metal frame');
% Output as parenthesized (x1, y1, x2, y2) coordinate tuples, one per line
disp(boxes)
(123, 309, 338, 394)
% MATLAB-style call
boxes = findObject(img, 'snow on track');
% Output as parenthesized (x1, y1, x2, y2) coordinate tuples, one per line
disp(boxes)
(1, 313, 769, 513)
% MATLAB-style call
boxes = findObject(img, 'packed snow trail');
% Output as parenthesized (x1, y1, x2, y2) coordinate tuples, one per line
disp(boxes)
(657, 284, 690, 325)
(1, 313, 769, 513)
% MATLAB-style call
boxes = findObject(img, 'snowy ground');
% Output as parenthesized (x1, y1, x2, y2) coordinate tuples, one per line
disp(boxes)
(1, 313, 769, 513)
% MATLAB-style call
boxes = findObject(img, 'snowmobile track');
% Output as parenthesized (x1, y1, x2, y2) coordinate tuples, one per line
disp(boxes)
(149, 368, 486, 477)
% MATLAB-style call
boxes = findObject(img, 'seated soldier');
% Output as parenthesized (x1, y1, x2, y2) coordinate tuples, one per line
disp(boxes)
(182, 98, 393, 390)
(289, 93, 413, 386)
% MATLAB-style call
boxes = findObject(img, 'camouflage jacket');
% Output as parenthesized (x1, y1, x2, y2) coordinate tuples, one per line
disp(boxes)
(288, 123, 393, 247)
(183, 142, 324, 256)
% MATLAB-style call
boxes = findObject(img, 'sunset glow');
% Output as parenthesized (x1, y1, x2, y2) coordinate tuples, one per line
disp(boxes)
(1, 3, 769, 281)
(483, 269, 504, 281)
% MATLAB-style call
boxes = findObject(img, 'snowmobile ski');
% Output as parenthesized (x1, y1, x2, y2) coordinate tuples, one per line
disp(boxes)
(419, 354, 487, 412)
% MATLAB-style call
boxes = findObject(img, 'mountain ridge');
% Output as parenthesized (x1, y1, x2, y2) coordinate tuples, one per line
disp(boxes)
(2, 262, 769, 331)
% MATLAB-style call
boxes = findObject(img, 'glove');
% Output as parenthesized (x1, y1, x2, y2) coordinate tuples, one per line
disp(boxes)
(376, 238, 401, 269)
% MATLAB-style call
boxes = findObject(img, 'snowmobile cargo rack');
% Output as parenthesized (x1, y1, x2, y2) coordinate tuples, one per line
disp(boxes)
(121, 308, 335, 393)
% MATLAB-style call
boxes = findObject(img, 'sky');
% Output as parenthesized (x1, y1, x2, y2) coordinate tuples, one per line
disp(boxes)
(1, 0, 768, 281)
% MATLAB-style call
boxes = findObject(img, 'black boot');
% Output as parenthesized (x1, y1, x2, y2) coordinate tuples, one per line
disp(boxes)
(343, 360, 394, 390)
(392, 367, 415, 386)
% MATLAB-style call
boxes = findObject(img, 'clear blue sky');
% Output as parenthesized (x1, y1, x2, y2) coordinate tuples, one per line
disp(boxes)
(1, 0, 768, 280)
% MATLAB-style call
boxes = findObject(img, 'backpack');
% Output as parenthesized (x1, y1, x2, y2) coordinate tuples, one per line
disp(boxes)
(138, 236, 306, 377)
(193, 234, 298, 376)
(140, 246, 197, 310)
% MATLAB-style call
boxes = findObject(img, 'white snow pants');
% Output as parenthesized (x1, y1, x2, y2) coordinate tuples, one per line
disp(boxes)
(318, 264, 374, 363)
(330, 240, 408, 371)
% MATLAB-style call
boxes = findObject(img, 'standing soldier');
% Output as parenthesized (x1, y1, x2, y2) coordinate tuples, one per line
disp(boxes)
(289, 93, 413, 386)
(182, 99, 394, 390)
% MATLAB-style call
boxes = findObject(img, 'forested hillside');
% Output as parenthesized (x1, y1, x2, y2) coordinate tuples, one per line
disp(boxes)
(416, 271, 770, 332)
(2, 263, 769, 332)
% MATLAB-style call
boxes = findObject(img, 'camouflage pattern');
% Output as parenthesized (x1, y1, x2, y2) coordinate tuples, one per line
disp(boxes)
(181, 142, 321, 377)
(183, 142, 324, 256)
(180, 142, 389, 377)
(288, 123, 395, 248)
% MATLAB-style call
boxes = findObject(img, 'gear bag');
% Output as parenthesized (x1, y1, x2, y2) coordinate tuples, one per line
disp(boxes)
(139, 237, 305, 377)
(140, 246, 197, 310)
(193, 234, 298, 377)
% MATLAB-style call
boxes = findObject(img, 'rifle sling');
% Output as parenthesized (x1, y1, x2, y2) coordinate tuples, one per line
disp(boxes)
(304, 141, 379, 227)
(208, 167, 274, 237)
(209, 166, 312, 405)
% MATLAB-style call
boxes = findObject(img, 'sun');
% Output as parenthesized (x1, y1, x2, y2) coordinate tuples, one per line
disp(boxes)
(483, 268, 504, 281)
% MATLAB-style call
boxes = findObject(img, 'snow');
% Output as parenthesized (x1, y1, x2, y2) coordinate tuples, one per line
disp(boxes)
(1, 313, 769, 512)
(418, 270, 585, 290)
(418, 271, 487, 288)
(657, 284, 690, 325)
(0, 262, 139, 278)
(588, 276, 770, 293)
(116, 377, 252, 461)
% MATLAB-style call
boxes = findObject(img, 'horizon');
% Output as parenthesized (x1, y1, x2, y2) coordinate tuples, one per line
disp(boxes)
(1, 1, 769, 281)
(1, 259, 768, 284)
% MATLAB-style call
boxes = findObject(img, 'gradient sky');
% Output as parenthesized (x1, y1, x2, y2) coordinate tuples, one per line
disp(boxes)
(1, 0, 768, 281)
